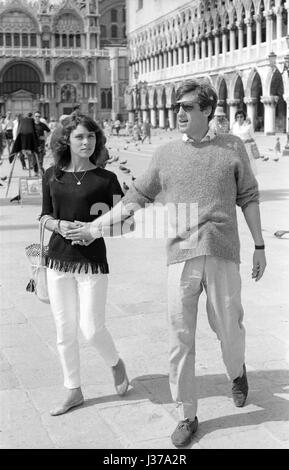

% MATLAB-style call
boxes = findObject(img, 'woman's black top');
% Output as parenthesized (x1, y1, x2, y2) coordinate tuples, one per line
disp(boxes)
(41, 166, 123, 274)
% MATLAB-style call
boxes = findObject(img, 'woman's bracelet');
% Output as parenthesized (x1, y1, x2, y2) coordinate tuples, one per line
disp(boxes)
(54, 219, 61, 234)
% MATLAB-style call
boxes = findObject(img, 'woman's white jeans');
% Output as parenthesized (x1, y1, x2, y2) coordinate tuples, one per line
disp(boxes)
(47, 268, 119, 389)
(168, 256, 246, 420)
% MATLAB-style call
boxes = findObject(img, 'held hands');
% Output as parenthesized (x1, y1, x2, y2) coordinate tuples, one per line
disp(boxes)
(57, 220, 83, 238)
(65, 220, 99, 246)
(252, 250, 266, 282)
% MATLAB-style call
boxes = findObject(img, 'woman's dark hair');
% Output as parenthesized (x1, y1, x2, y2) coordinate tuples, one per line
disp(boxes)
(175, 79, 218, 122)
(235, 110, 246, 120)
(51, 111, 106, 181)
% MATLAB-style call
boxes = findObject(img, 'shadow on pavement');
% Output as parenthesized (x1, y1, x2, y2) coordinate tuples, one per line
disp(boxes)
(130, 370, 289, 446)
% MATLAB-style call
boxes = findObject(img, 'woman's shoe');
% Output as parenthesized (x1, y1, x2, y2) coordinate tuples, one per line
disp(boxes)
(112, 358, 129, 396)
(50, 387, 84, 416)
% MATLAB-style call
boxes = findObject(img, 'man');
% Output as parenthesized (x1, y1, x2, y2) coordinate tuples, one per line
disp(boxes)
(33, 111, 50, 175)
(66, 79, 266, 447)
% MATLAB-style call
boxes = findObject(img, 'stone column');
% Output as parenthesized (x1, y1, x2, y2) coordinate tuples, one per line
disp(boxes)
(173, 48, 177, 66)
(227, 99, 241, 128)
(245, 18, 252, 58)
(261, 96, 279, 134)
(183, 44, 188, 63)
(207, 33, 212, 67)
(244, 97, 257, 129)
(195, 39, 200, 61)
(142, 109, 149, 122)
(212, 30, 219, 67)
(229, 26, 235, 53)
(222, 28, 227, 65)
(275, 6, 282, 48)
(128, 111, 135, 124)
(254, 14, 261, 47)
(164, 51, 168, 68)
(158, 108, 165, 128)
(150, 108, 157, 127)
(168, 108, 176, 129)
(237, 23, 244, 59)
(201, 36, 206, 62)
(264, 11, 272, 55)
(189, 42, 194, 62)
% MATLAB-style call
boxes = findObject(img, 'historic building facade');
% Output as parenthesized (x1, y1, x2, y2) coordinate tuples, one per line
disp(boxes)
(126, 0, 289, 134)
(0, 0, 128, 121)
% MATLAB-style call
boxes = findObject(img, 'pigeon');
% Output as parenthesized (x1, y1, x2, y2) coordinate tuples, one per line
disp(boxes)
(263, 156, 269, 161)
(131, 175, 136, 181)
(114, 156, 119, 162)
(123, 168, 131, 173)
(123, 182, 129, 191)
(120, 160, 127, 164)
(119, 164, 127, 170)
(123, 146, 128, 150)
(1, 176, 7, 181)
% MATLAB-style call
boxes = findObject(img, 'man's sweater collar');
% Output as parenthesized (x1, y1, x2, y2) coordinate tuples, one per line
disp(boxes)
(182, 127, 217, 144)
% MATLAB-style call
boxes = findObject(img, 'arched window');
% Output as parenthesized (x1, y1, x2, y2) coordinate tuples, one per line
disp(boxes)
(107, 89, 112, 108)
(111, 9, 117, 22)
(111, 25, 118, 38)
(250, 3, 256, 45)
(101, 91, 106, 108)
(1, 63, 41, 95)
(260, 0, 266, 43)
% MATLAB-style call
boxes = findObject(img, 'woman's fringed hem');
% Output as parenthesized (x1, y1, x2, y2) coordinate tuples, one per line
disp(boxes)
(45, 257, 109, 274)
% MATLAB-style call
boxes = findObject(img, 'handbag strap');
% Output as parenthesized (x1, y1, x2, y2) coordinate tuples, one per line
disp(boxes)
(39, 216, 53, 266)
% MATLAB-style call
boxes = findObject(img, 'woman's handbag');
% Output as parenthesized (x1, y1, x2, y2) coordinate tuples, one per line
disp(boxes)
(25, 216, 51, 303)
(250, 141, 261, 159)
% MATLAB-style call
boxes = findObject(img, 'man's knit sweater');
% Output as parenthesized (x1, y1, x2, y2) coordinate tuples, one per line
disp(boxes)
(122, 133, 259, 265)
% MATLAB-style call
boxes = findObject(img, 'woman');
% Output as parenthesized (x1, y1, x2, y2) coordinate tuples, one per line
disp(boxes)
(230, 110, 260, 175)
(40, 112, 129, 416)
(11, 114, 39, 171)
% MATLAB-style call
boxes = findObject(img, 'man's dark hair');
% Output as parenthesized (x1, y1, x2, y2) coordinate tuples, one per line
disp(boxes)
(235, 109, 246, 120)
(175, 79, 218, 122)
(27, 112, 33, 117)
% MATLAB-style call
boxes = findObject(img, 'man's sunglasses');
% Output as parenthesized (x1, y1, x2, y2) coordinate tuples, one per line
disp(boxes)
(172, 102, 196, 114)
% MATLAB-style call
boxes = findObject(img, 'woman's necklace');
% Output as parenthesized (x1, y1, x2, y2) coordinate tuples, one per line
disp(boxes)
(72, 171, 87, 185)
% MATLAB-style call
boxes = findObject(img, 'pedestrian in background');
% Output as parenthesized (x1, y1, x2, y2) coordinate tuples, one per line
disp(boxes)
(33, 111, 50, 175)
(274, 137, 281, 161)
(141, 119, 152, 144)
(231, 110, 260, 175)
(210, 106, 229, 134)
(11, 114, 39, 171)
(0, 115, 4, 165)
(3, 111, 14, 158)
(40, 112, 129, 416)
(67, 79, 266, 448)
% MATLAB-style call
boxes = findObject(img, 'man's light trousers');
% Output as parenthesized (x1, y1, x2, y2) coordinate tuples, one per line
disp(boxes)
(168, 255, 246, 420)
(47, 268, 119, 389)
